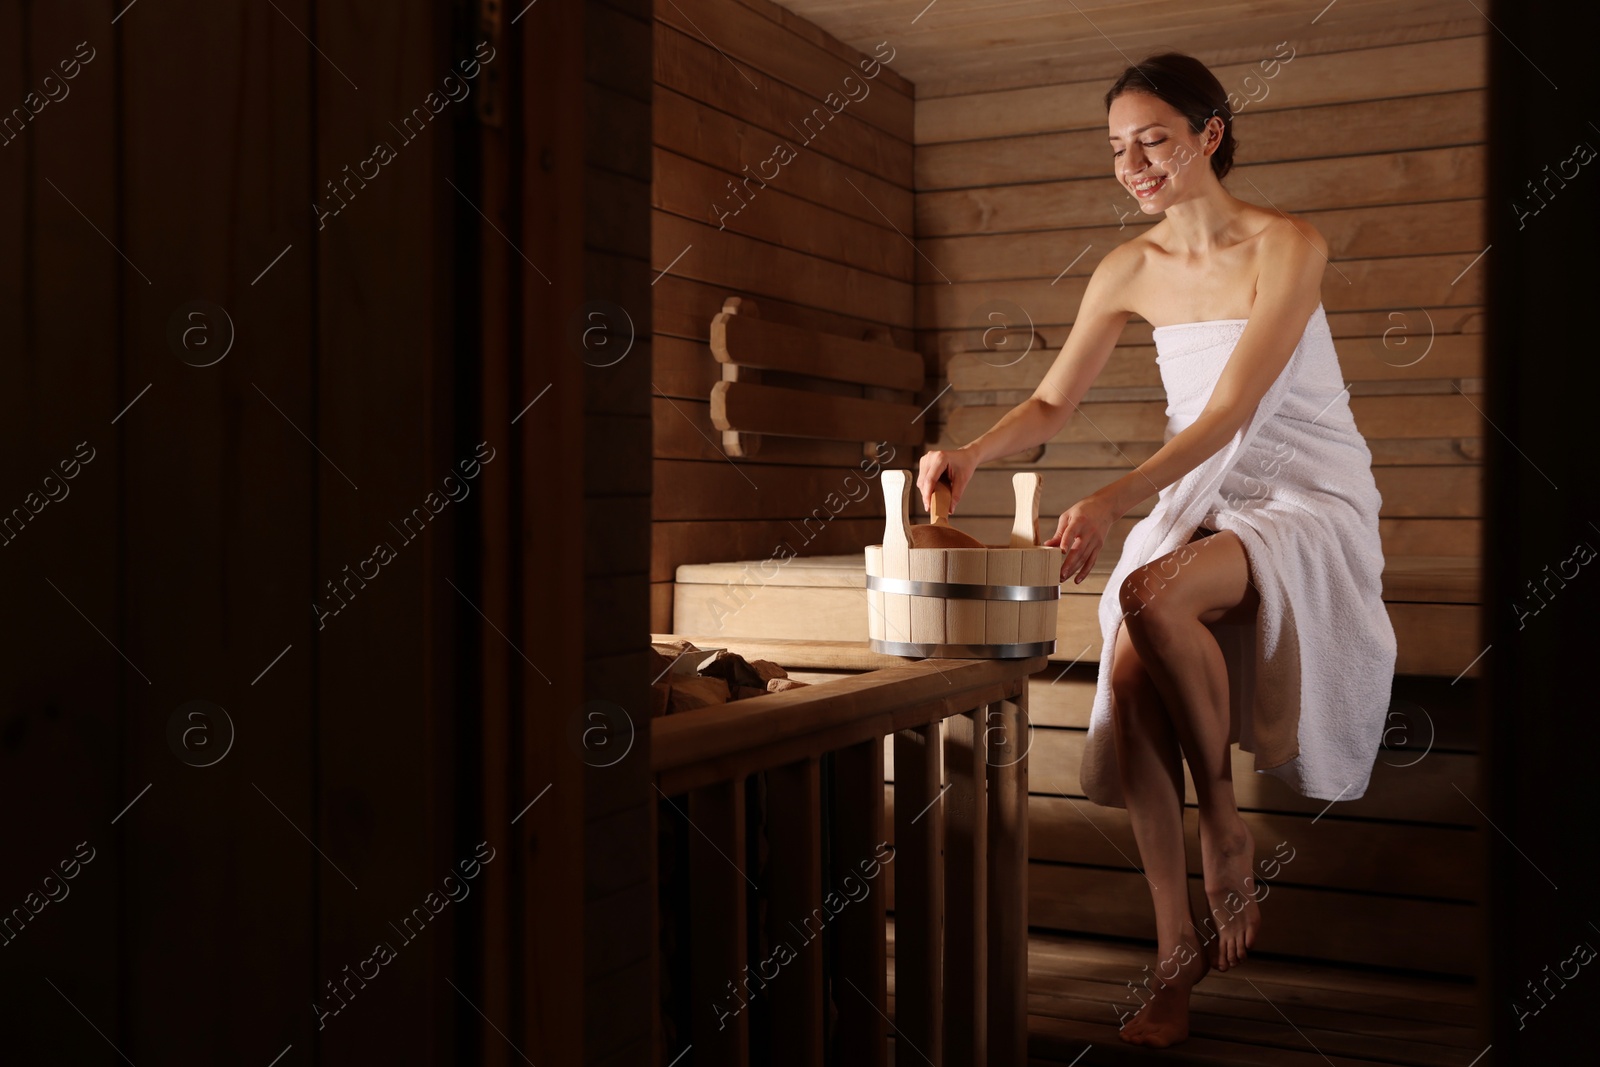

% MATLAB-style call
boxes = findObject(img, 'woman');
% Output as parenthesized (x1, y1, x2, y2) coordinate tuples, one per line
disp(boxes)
(916, 52, 1397, 1048)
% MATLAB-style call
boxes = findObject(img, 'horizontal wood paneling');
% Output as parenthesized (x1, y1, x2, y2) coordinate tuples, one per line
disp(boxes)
(650, 0, 917, 630)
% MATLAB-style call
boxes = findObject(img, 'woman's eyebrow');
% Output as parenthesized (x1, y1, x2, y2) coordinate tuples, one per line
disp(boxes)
(1108, 123, 1167, 142)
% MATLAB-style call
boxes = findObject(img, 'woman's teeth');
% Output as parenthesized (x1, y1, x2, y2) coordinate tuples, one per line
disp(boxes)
(1133, 175, 1165, 197)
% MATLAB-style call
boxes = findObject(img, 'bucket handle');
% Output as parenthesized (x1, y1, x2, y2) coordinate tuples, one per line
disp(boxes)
(881, 469, 912, 549)
(1010, 471, 1041, 548)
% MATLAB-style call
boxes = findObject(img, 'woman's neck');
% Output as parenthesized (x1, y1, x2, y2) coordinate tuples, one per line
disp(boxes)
(1156, 183, 1249, 257)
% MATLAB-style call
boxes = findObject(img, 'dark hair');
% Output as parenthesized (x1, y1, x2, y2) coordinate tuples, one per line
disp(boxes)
(1104, 52, 1237, 180)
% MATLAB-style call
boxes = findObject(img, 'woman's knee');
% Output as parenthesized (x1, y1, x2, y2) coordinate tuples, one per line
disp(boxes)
(1119, 563, 1186, 637)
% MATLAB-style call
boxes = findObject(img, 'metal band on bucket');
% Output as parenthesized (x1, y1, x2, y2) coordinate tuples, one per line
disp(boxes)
(864, 573, 1060, 602)
(869, 638, 1056, 659)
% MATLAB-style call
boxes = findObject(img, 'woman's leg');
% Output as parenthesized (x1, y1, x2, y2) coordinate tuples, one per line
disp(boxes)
(1108, 620, 1209, 1047)
(1118, 527, 1262, 972)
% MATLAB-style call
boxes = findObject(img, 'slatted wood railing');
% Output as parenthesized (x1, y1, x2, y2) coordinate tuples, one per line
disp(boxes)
(653, 652, 1045, 1066)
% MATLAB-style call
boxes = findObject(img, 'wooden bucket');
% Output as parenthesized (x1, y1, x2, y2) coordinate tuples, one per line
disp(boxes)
(865, 469, 1060, 658)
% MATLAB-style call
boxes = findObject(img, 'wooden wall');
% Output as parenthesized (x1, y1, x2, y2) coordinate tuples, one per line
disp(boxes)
(649, 0, 919, 632)
(0, 2, 656, 1063)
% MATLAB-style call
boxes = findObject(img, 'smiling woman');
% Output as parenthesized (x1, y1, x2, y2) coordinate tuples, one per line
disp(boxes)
(917, 48, 1397, 1052)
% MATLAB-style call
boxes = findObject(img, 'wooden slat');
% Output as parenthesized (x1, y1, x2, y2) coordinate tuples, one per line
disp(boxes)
(652, 461, 889, 521)
(829, 739, 889, 1066)
(944, 710, 988, 1063)
(921, 251, 1483, 329)
(654, 211, 914, 331)
(654, 86, 914, 235)
(951, 465, 1483, 519)
(655, 145, 914, 279)
(671, 568, 1480, 676)
(917, 90, 1483, 188)
(947, 332, 1484, 392)
(913, 36, 1486, 143)
(654, 22, 911, 188)
(711, 381, 925, 445)
(985, 698, 1030, 1067)
(968, 729, 1481, 825)
(687, 780, 750, 1065)
(1029, 865, 1476, 974)
(656, 0, 913, 142)
(916, 147, 1484, 237)
(892, 724, 944, 1063)
(923, 200, 1485, 286)
(654, 396, 869, 466)
(766, 758, 824, 1067)
(714, 312, 924, 390)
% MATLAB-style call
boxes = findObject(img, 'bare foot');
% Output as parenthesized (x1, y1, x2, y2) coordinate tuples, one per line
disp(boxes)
(1118, 933, 1210, 1048)
(1198, 816, 1261, 971)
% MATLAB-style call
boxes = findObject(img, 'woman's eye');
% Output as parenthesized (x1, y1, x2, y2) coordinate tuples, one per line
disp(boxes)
(1144, 138, 1167, 147)
(1112, 148, 1124, 157)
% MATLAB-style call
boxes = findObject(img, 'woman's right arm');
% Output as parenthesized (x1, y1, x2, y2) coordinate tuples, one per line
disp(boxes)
(916, 249, 1135, 513)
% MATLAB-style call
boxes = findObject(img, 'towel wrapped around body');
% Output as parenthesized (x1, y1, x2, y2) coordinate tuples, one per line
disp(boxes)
(1081, 303, 1397, 807)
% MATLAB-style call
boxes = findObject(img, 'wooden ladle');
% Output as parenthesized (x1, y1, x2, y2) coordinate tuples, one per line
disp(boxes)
(912, 474, 985, 549)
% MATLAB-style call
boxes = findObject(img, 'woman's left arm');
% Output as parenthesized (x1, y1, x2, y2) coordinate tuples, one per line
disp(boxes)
(1050, 219, 1329, 582)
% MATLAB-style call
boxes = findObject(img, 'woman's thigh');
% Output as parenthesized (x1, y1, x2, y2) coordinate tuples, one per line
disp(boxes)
(1123, 526, 1259, 629)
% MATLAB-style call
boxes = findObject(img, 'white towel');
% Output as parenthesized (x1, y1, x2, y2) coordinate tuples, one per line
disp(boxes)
(1080, 303, 1398, 807)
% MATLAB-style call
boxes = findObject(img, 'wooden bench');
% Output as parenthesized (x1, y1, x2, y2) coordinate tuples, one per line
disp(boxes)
(664, 606, 1483, 976)
(672, 551, 1481, 678)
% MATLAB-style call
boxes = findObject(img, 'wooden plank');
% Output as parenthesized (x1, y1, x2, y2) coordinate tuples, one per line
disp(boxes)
(654, 85, 914, 235)
(951, 465, 1483, 520)
(947, 333, 1484, 392)
(1028, 865, 1476, 974)
(2, 2, 121, 1055)
(654, 22, 911, 188)
(652, 517, 883, 582)
(920, 252, 1484, 331)
(915, 147, 1484, 237)
(986, 698, 1030, 1067)
(893, 724, 944, 1063)
(923, 200, 1484, 288)
(687, 780, 750, 1065)
(766, 758, 824, 1067)
(654, 396, 868, 466)
(652, 270, 914, 356)
(914, 37, 1487, 143)
(655, 145, 913, 279)
(944, 710, 988, 1062)
(671, 578, 1479, 676)
(654, 210, 913, 330)
(725, 0, 915, 97)
(884, 782, 1483, 902)
(652, 460, 889, 521)
(946, 728, 1482, 824)
(712, 381, 925, 446)
(829, 738, 889, 1066)
(1007, 793, 1479, 901)
(714, 312, 924, 390)
(947, 398, 1484, 447)
(917, 90, 1483, 189)
(657, 0, 913, 141)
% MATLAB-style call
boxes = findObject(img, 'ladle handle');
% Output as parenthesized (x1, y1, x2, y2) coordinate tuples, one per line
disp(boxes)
(930, 475, 954, 527)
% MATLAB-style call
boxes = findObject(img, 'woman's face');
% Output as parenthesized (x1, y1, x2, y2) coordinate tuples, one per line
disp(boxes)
(1107, 90, 1219, 213)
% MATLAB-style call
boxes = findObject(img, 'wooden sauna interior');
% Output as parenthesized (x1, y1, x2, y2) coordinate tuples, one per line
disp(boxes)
(652, 0, 1489, 1060)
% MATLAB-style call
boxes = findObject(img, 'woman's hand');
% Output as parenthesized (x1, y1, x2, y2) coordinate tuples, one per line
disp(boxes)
(916, 448, 981, 515)
(1045, 492, 1119, 584)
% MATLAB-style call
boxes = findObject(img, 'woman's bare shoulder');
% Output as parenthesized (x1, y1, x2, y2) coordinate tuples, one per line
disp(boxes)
(1254, 209, 1329, 260)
